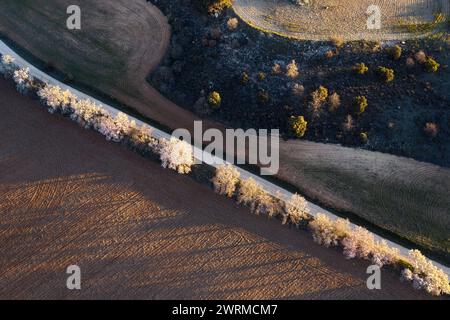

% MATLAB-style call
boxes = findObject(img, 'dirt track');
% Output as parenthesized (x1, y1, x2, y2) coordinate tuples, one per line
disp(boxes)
(0, 79, 433, 299)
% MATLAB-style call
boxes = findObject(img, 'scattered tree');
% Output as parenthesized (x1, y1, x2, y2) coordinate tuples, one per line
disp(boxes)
(207, 91, 222, 109)
(212, 164, 240, 197)
(354, 96, 368, 115)
(377, 66, 395, 82)
(289, 116, 308, 138)
(353, 62, 369, 75)
(159, 137, 194, 174)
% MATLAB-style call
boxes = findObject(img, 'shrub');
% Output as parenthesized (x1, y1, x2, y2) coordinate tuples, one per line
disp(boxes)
(424, 122, 438, 137)
(129, 124, 154, 151)
(0, 54, 15, 76)
(377, 67, 395, 82)
(425, 57, 440, 72)
(354, 96, 368, 115)
(286, 60, 299, 78)
(370, 240, 400, 267)
(237, 177, 265, 213)
(37, 84, 76, 114)
(388, 45, 402, 60)
(283, 193, 310, 226)
(71, 99, 108, 129)
(272, 63, 281, 75)
(192, 0, 232, 14)
(212, 164, 240, 197)
(207, 91, 221, 109)
(414, 50, 427, 64)
(311, 86, 328, 104)
(342, 115, 354, 132)
(241, 71, 249, 84)
(342, 226, 375, 260)
(255, 191, 282, 218)
(159, 137, 194, 174)
(310, 86, 328, 117)
(257, 89, 269, 104)
(289, 116, 308, 138)
(325, 50, 335, 59)
(257, 72, 266, 81)
(401, 250, 450, 296)
(227, 17, 238, 30)
(360, 132, 368, 143)
(353, 62, 369, 75)
(406, 57, 416, 68)
(309, 214, 350, 247)
(330, 36, 344, 48)
(328, 92, 341, 112)
(291, 83, 305, 96)
(406, 57, 415, 67)
(13, 67, 31, 93)
(236, 177, 280, 217)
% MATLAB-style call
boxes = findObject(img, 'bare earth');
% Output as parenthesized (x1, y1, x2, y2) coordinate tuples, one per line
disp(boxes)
(234, 0, 449, 41)
(0, 80, 431, 299)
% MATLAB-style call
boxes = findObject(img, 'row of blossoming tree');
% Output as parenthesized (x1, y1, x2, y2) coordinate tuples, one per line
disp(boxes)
(1, 53, 449, 296)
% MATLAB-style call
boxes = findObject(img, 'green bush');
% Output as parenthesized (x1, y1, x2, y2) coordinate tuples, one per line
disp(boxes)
(207, 91, 222, 109)
(353, 62, 369, 75)
(397, 259, 414, 272)
(241, 72, 249, 84)
(377, 67, 395, 83)
(257, 89, 269, 104)
(354, 96, 368, 115)
(289, 116, 308, 138)
(360, 132, 368, 143)
(388, 45, 402, 60)
(257, 72, 266, 81)
(192, 0, 232, 14)
(425, 57, 440, 72)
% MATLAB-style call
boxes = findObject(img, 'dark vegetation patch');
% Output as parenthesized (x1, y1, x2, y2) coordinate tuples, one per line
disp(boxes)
(149, 0, 450, 167)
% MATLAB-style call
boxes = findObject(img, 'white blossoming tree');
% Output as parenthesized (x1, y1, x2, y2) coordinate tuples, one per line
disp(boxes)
(309, 214, 350, 247)
(237, 177, 265, 213)
(159, 137, 194, 174)
(37, 84, 76, 114)
(212, 164, 240, 197)
(0, 54, 15, 77)
(283, 193, 310, 226)
(13, 67, 31, 93)
(70, 99, 108, 129)
(401, 250, 450, 296)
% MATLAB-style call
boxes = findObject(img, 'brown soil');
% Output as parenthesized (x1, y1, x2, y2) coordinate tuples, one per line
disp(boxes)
(0, 79, 432, 299)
